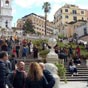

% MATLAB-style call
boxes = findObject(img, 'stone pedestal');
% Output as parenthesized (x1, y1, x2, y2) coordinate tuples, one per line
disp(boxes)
(47, 48, 58, 64)
(47, 38, 58, 64)
(86, 59, 88, 67)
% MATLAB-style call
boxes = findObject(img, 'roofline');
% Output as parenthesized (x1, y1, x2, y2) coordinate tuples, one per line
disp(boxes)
(22, 13, 45, 20)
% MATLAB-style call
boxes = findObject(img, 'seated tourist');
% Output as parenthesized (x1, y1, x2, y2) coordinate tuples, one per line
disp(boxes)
(68, 60, 78, 77)
(73, 55, 81, 65)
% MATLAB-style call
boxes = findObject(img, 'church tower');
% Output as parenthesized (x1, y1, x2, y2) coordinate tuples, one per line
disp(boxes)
(0, 0, 13, 29)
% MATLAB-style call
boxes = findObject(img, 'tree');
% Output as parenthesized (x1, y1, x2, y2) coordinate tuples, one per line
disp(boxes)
(23, 19, 35, 34)
(42, 2, 51, 35)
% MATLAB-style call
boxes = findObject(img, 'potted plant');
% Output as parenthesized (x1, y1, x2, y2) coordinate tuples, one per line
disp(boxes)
(39, 50, 49, 63)
(55, 63, 67, 83)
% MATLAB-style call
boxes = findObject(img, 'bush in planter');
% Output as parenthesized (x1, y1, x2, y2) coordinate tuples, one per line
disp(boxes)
(84, 54, 88, 59)
(32, 39, 47, 47)
(32, 39, 48, 52)
(39, 50, 49, 63)
(55, 63, 67, 83)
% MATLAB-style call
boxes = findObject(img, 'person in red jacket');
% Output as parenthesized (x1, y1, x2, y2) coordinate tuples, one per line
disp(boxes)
(75, 45, 80, 57)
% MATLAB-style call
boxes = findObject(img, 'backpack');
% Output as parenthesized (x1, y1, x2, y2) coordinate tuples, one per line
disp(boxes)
(10, 59, 17, 71)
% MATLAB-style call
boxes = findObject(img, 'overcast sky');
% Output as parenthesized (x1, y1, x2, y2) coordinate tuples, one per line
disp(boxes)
(12, 0, 88, 27)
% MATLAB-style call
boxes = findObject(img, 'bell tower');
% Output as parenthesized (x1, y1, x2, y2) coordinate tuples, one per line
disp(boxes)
(0, 0, 13, 29)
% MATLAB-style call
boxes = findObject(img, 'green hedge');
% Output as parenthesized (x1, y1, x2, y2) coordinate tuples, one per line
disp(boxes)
(55, 63, 67, 83)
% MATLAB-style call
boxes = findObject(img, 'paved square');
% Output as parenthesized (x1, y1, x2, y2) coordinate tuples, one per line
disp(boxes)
(60, 81, 88, 88)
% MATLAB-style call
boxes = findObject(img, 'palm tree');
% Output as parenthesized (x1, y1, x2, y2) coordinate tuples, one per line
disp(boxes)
(42, 2, 51, 35)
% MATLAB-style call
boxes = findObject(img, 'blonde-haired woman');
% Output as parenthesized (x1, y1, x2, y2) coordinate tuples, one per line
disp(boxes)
(25, 62, 48, 88)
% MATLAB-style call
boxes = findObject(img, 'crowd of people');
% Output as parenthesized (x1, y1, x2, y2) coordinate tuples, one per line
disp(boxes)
(0, 36, 55, 88)
(54, 44, 82, 77)
(0, 36, 39, 59)
(0, 35, 86, 87)
(0, 51, 55, 88)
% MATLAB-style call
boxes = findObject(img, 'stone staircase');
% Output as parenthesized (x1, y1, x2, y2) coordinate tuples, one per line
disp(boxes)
(16, 58, 88, 81)
(61, 59, 88, 81)
(17, 59, 42, 72)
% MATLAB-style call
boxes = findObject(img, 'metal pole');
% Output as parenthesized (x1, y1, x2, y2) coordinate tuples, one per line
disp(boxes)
(45, 13, 47, 35)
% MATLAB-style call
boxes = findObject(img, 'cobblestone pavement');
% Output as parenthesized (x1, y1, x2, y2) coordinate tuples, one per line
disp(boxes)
(60, 81, 88, 88)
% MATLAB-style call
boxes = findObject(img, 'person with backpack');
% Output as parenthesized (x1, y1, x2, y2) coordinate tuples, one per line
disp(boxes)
(16, 43, 20, 58)
(0, 51, 9, 88)
(9, 54, 17, 71)
(22, 45, 28, 59)
(8, 61, 27, 88)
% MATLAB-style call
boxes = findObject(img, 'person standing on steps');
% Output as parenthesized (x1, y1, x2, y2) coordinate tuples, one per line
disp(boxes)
(0, 51, 9, 88)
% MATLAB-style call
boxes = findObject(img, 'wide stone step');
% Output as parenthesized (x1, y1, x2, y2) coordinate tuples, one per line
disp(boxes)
(60, 78, 88, 81)
(76, 68, 88, 70)
(65, 67, 87, 69)
(65, 76, 88, 80)
(75, 70, 88, 72)
(65, 64, 86, 66)
(16, 59, 41, 63)
(65, 65, 87, 68)
(66, 74, 88, 76)
(66, 71, 88, 74)
(66, 69, 88, 72)
(62, 60, 88, 81)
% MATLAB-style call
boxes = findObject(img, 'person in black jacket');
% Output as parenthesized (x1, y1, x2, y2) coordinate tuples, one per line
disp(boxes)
(25, 62, 53, 88)
(8, 61, 27, 88)
(1, 41, 8, 52)
(9, 54, 17, 71)
(0, 51, 9, 88)
(33, 45, 38, 59)
(39, 62, 55, 88)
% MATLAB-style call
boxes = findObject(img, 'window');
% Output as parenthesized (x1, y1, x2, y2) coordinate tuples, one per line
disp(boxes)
(81, 11, 84, 14)
(65, 15, 69, 18)
(5, 0, 9, 4)
(5, 20, 8, 28)
(73, 16, 77, 21)
(82, 17, 84, 20)
(60, 16, 62, 19)
(84, 28, 87, 35)
(72, 10, 77, 14)
(61, 10, 62, 13)
(65, 9, 68, 12)
(5, 0, 9, 6)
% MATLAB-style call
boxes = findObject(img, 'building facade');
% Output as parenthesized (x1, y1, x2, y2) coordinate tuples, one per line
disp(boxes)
(86, 10, 88, 21)
(17, 13, 57, 35)
(54, 4, 87, 37)
(75, 21, 88, 37)
(64, 20, 87, 37)
(54, 4, 87, 26)
(0, 0, 13, 29)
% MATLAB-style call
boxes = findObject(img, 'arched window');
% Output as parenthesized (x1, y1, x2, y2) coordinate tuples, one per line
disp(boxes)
(5, 0, 9, 5)
(5, 20, 8, 28)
